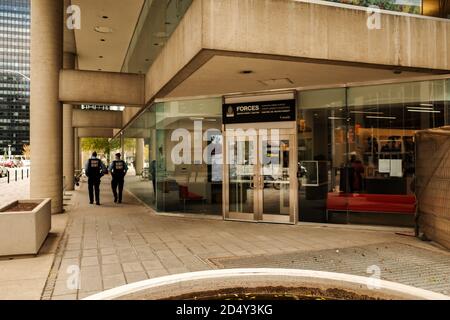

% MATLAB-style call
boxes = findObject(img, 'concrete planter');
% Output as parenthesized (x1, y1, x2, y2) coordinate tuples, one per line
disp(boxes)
(84, 269, 450, 300)
(0, 198, 51, 257)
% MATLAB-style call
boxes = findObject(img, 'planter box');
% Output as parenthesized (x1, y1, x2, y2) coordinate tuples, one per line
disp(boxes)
(0, 198, 51, 257)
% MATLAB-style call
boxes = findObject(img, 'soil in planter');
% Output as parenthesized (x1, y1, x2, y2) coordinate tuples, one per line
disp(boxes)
(163, 286, 378, 301)
(2, 203, 39, 213)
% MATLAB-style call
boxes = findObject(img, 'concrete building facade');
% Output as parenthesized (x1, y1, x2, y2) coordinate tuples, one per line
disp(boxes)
(30, 0, 450, 226)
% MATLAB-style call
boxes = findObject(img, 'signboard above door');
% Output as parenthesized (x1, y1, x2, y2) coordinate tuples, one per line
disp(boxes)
(223, 99, 296, 124)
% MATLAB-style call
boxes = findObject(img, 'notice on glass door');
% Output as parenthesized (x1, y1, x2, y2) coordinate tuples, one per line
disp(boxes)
(379, 159, 390, 173)
(390, 159, 403, 177)
(378, 159, 403, 177)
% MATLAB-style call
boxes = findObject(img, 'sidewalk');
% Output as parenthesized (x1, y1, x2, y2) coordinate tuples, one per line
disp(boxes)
(1, 175, 449, 300)
(0, 170, 30, 208)
(41, 176, 450, 300)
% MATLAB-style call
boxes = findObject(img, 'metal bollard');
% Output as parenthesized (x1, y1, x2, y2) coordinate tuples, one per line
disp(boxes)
(22, 169, 23, 180)
(7, 170, 9, 184)
(27, 168, 29, 178)
(15, 170, 17, 181)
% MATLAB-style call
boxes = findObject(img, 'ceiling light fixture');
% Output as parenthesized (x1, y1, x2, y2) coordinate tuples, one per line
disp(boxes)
(350, 111, 384, 115)
(366, 116, 397, 120)
(154, 32, 168, 38)
(407, 109, 441, 114)
(407, 106, 434, 110)
(94, 26, 113, 33)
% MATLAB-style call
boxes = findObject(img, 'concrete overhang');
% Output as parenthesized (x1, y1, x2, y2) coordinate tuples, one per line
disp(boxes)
(77, 128, 115, 138)
(143, 0, 450, 102)
(59, 69, 145, 106)
(123, 128, 150, 139)
(68, 0, 450, 131)
(72, 109, 122, 129)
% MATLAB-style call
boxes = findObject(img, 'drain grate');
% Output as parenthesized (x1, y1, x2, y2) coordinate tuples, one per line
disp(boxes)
(210, 242, 450, 295)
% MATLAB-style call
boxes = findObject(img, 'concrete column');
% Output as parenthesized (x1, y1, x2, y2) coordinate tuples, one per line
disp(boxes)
(63, 53, 76, 191)
(121, 134, 125, 162)
(30, 0, 63, 213)
(74, 128, 80, 171)
(135, 138, 145, 176)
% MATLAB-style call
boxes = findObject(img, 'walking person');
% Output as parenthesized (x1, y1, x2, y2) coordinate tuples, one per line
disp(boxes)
(84, 151, 107, 205)
(109, 153, 128, 204)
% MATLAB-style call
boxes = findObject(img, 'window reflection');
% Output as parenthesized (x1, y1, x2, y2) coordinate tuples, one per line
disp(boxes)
(298, 80, 449, 226)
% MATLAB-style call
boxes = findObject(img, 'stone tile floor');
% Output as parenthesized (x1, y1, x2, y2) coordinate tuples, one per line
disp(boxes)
(41, 176, 450, 300)
(0, 169, 30, 207)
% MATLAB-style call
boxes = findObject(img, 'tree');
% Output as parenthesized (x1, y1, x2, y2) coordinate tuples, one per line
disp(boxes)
(80, 138, 135, 162)
(22, 144, 31, 159)
(81, 138, 115, 162)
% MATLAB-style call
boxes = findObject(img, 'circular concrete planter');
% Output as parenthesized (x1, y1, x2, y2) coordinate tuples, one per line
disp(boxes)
(84, 268, 450, 300)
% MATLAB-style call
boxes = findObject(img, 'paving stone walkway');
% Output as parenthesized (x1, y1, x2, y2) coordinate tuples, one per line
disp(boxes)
(46, 176, 450, 300)
(0, 169, 30, 207)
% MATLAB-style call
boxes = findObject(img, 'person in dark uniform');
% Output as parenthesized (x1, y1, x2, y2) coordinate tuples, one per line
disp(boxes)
(109, 153, 128, 204)
(150, 159, 156, 196)
(84, 151, 107, 205)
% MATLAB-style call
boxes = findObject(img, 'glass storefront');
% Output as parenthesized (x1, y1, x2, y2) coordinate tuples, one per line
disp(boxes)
(120, 78, 449, 227)
(298, 79, 449, 226)
(123, 97, 223, 215)
(324, 0, 450, 18)
(326, 0, 422, 14)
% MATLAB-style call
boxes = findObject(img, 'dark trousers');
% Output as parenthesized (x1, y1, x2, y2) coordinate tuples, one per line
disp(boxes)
(88, 178, 101, 204)
(112, 177, 124, 202)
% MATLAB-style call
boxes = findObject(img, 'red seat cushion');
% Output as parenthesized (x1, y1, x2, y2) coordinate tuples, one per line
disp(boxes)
(327, 193, 416, 215)
(179, 185, 203, 201)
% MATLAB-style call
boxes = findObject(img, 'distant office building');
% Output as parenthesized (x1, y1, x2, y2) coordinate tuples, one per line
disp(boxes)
(0, 0, 30, 156)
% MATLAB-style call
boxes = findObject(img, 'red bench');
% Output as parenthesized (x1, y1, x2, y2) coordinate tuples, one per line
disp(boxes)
(326, 193, 417, 221)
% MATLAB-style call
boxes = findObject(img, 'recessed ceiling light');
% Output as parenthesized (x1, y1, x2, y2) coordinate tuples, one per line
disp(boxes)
(94, 26, 113, 33)
(154, 32, 168, 38)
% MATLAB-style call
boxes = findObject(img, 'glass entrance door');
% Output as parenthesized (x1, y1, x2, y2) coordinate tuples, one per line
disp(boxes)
(224, 123, 297, 224)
